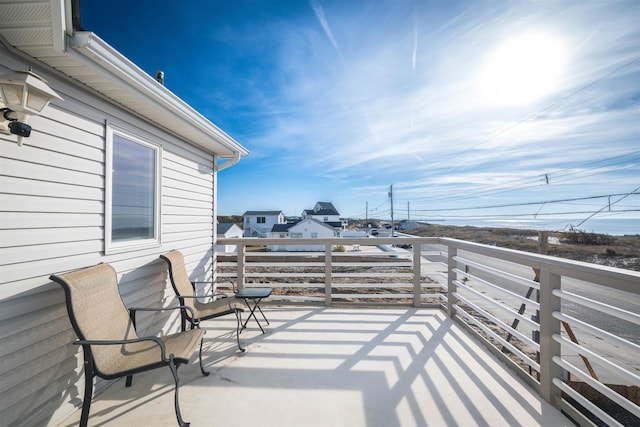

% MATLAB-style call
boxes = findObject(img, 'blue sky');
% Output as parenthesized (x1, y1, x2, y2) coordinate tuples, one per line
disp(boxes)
(81, 1, 639, 229)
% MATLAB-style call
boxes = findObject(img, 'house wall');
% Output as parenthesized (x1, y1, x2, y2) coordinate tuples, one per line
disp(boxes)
(216, 224, 243, 253)
(243, 212, 284, 237)
(0, 48, 218, 427)
(302, 202, 340, 223)
(267, 220, 336, 251)
(303, 212, 340, 223)
(264, 231, 289, 251)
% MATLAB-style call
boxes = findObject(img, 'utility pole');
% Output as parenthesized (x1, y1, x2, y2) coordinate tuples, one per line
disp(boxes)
(389, 184, 394, 237)
(407, 201, 410, 221)
(365, 201, 368, 231)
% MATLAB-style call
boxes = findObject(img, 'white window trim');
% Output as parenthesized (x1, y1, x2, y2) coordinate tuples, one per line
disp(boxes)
(105, 124, 162, 254)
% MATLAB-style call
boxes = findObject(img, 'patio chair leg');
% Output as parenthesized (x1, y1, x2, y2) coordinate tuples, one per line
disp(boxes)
(79, 346, 94, 427)
(198, 338, 210, 376)
(235, 309, 245, 352)
(168, 356, 189, 427)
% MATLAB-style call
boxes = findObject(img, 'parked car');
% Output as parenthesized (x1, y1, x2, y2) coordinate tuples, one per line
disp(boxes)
(370, 229, 379, 236)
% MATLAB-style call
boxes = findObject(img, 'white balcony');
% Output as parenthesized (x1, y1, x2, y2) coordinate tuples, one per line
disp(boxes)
(58, 306, 574, 426)
(59, 236, 639, 426)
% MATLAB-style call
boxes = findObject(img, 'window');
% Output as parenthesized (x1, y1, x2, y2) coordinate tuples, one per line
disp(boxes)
(106, 127, 161, 252)
(257, 216, 266, 224)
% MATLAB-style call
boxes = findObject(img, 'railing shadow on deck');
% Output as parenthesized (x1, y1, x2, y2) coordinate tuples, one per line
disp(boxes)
(217, 236, 640, 426)
(196, 306, 571, 427)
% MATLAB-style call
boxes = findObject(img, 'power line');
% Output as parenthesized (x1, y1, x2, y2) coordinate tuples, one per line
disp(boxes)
(575, 185, 640, 228)
(400, 151, 640, 206)
(413, 209, 640, 220)
(410, 192, 639, 214)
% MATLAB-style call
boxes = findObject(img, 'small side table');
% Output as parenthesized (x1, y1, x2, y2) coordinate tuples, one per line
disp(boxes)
(235, 287, 272, 333)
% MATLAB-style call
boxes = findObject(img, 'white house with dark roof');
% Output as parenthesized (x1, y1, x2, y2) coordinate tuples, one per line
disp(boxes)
(243, 210, 285, 237)
(0, 2, 248, 426)
(266, 218, 337, 251)
(301, 201, 342, 228)
(216, 222, 243, 252)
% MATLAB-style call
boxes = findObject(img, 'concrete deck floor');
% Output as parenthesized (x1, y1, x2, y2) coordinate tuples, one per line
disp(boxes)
(57, 306, 573, 427)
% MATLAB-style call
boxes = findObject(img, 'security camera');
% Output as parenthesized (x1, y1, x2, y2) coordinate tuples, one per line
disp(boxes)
(8, 121, 31, 137)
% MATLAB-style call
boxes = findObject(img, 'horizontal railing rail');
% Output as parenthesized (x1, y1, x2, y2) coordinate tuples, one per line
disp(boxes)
(217, 236, 640, 426)
(217, 237, 443, 306)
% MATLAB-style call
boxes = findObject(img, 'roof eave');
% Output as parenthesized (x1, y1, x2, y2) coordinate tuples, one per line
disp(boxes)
(68, 31, 248, 158)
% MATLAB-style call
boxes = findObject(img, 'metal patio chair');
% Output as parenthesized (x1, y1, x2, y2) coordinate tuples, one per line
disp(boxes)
(160, 250, 246, 352)
(50, 263, 208, 427)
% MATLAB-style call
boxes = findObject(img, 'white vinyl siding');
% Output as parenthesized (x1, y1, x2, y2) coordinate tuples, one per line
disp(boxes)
(0, 53, 218, 426)
(0, 101, 107, 426)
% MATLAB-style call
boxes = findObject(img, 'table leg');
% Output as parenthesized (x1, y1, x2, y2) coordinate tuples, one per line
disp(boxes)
(255, 303, 269, 325)
(240, 298, 269, 333)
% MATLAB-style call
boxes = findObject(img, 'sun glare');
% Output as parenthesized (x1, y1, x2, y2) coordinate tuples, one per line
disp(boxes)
(478, 32, 566, 106)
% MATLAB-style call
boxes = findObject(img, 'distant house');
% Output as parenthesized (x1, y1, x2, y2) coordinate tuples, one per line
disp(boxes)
(0, 2, 248, 426)
(267, 222, 296, 238)
(302, 201, 342, 228)
(216, 223, 243, 252)
(243, 210, 285, 237)
(267, 218, 337, 251)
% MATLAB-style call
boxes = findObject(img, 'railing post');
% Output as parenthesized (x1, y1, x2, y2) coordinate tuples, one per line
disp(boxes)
(447, 245, 457, 317)
(237, 242, 245, 291)
(413, 242, 421, 307)
(538, 263, 562, 406)
(325, 243, 332, 306)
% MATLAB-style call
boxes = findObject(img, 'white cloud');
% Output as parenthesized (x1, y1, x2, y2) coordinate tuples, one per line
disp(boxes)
(309, 0, 343, 61)
(220, 0, 639, 217)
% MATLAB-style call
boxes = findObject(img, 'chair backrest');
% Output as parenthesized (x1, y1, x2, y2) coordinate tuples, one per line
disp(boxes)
(160, 250, 196, 307)
(50, 264, 138, 368)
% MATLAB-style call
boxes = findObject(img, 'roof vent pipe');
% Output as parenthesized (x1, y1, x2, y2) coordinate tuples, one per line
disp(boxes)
(155, 71, 164, 85)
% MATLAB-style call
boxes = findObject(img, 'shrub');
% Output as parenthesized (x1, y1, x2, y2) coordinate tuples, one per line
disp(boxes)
(559, 231, 614, 246)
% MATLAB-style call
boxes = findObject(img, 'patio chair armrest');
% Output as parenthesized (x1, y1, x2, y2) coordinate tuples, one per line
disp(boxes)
(215, 292, 237, 311)
(175, 293, 233, 300)
(185, 290, 238, 312)
(211, 291, 233, 298)
(129, 304, 196, 318)
(192, 279, 237, 294)
(74, 336, 172, 363)
(128, 305, 199, 328)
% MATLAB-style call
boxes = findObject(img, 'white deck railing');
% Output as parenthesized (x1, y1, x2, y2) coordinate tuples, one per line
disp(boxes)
(217, 236, 640, 426)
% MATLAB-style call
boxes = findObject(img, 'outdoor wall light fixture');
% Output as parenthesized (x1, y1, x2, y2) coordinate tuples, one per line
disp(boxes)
(0, 69, 62, 145)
